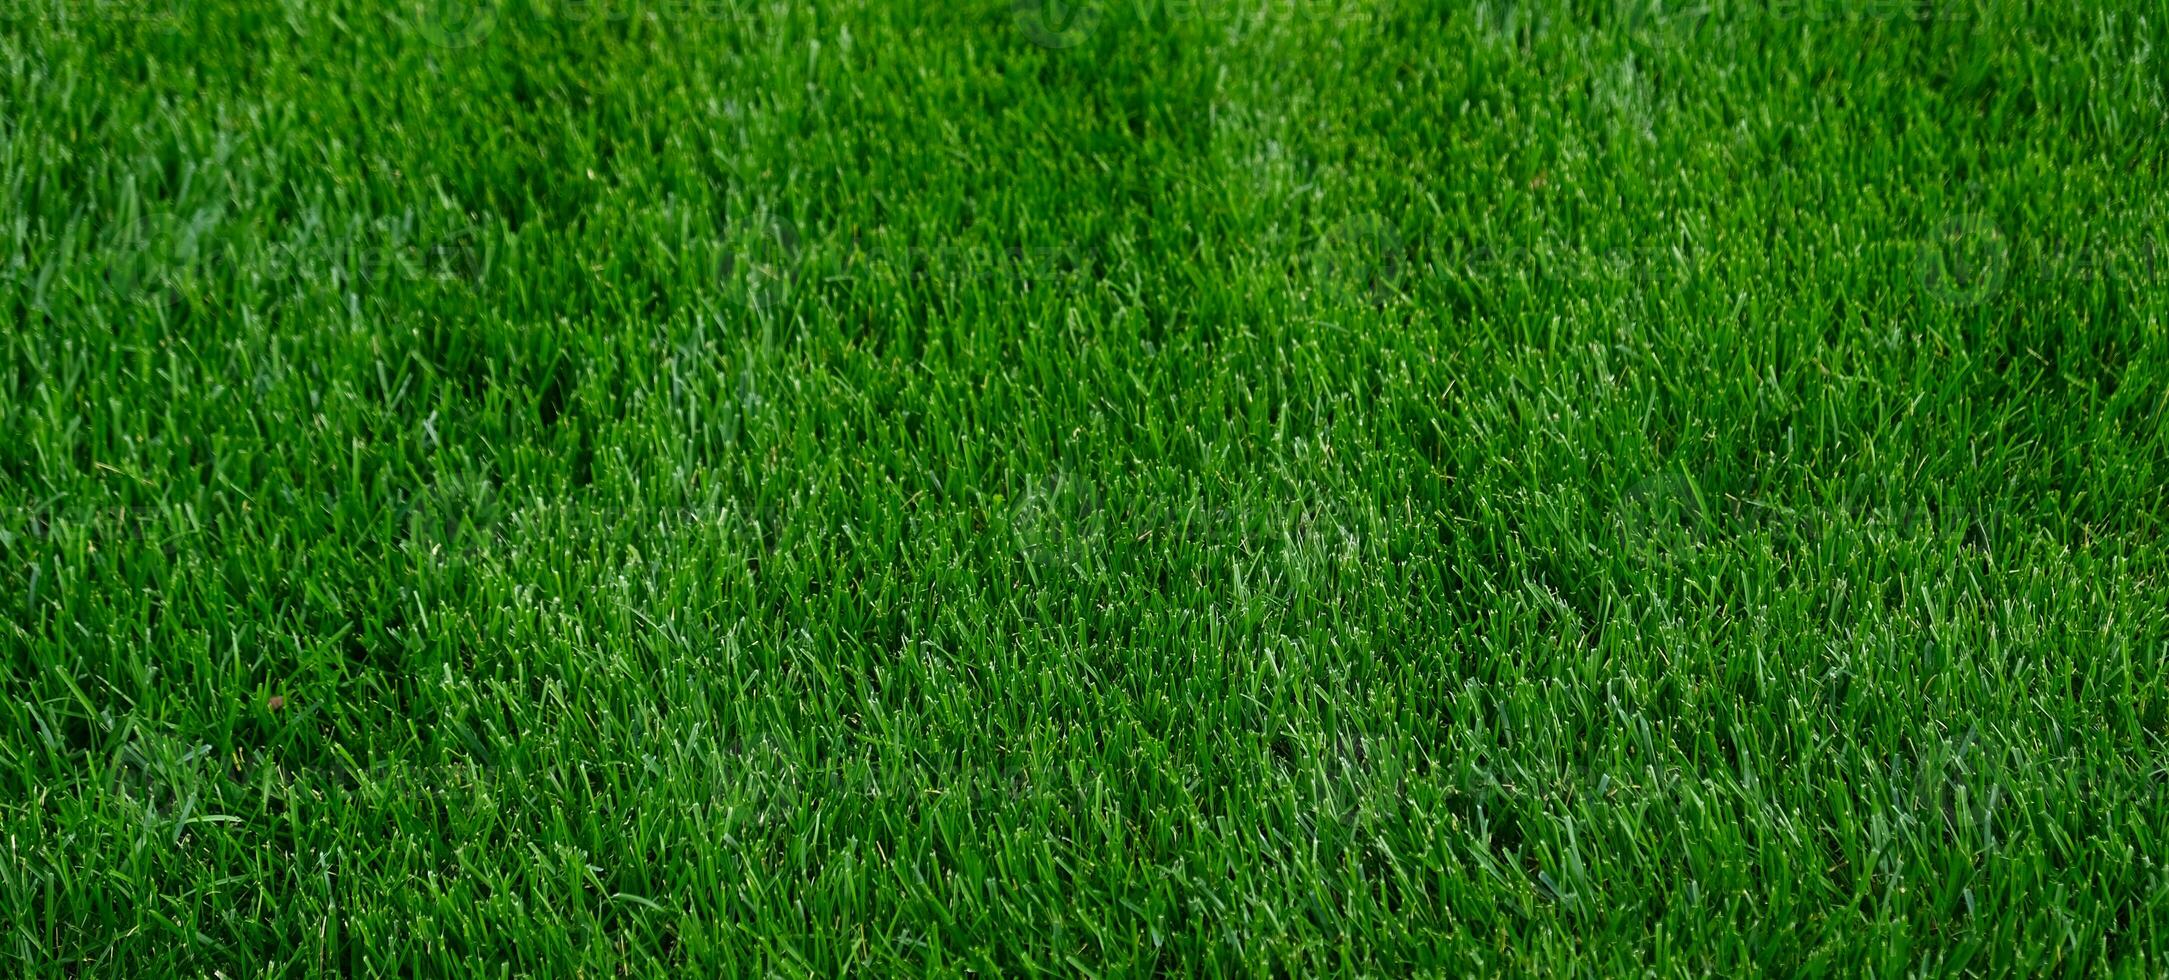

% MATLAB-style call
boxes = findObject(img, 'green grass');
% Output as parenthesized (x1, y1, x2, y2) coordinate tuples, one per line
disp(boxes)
(4, 0, 2168, 973)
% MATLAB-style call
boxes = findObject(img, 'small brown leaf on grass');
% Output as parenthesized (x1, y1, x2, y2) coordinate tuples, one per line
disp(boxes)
(266, 695, 286, 711)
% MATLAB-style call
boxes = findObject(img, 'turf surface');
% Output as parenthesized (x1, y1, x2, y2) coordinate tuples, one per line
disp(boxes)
(5, 0, 2169, 973)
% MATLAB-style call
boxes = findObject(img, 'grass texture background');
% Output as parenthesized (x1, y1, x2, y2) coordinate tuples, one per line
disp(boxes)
(4, 0, 2168, 973)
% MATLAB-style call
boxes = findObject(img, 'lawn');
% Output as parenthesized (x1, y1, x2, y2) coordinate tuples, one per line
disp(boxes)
(4, 0, 2168, 973)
